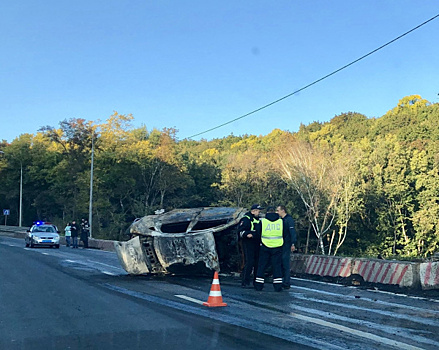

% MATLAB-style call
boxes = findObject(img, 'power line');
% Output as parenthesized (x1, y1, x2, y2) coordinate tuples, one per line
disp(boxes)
(187, 13, 439, 139)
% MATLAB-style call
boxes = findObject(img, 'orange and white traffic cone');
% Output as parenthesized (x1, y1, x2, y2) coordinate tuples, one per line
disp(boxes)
(203, 271, 227, 307)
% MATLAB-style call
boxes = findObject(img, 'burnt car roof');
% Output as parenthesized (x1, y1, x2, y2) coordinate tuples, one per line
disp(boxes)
(115, 207, 247, 275)
(130, 207, 246, 236)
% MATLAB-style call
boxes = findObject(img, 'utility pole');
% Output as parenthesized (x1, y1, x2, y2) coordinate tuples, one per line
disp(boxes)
(19, 162, 22, 227)
(88, 133, 94, 238)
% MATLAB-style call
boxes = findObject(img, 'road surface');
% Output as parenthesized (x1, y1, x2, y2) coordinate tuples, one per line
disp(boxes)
(1, 236, 438, 350)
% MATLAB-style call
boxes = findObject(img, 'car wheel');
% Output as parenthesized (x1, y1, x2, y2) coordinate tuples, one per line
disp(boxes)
(55, 244, 60, 249)
(30, 240, 34, 248)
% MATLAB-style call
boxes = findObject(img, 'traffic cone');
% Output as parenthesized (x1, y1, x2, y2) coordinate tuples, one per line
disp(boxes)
(203, 271, 227, 307)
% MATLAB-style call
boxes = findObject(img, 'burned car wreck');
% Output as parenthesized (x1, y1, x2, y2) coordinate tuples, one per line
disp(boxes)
(114, 207, 247, 275)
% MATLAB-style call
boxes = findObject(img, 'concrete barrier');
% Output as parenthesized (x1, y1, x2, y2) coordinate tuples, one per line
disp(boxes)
(290, 254, 429, 289)
(420, 262, 439, 290)
(290, 254, 307, 274)
(304, 255, 352, 278)
(0, 225, 27, 238)
(351, 259, 419, 288)
(0, 226, 116, 252)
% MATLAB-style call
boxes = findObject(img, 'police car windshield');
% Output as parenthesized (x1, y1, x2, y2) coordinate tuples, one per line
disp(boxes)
(33, 225, 55, 233)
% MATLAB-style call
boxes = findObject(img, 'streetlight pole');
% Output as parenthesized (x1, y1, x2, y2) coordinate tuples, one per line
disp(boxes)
(19, 162, 23, 227)
(88, 134, 94, 238)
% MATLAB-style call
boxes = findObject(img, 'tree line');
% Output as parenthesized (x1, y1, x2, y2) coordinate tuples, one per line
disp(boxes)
(1, 95, 438, 258)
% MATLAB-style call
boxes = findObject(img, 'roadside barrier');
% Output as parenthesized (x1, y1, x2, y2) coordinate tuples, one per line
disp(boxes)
(290, 254, 434, 289)
(305, 255, 352, 278)
(420, 261, 439, 290)
(203, 271, 227, 307)
(351, 259, 418, 288)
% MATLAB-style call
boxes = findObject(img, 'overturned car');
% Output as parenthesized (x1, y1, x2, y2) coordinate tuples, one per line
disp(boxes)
(114, 207, 247, 275)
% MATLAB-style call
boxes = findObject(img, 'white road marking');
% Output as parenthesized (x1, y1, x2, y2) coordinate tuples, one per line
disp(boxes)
(291, 285, 439, 315)
(102, 271, 116, 276)
(292, 276, 439, 303)
(62, 258, 125, 275)
(175, 295, 204, 305)
(369, 288, 439, 303)
(291, 303, 439, 348)
(288, 311, 424, 350)
(291, 294, 438, 327)
(291, 277, 345, 287)
(86, 259, 126, 272)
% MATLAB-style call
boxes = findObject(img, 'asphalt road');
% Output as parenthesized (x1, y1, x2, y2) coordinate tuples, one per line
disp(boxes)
(1, 235, 438, 350)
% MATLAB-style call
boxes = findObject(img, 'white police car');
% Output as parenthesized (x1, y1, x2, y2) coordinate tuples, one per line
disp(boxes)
(25, 222, 60, 248)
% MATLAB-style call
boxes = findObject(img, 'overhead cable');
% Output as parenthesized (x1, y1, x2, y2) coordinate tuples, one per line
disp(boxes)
(187, 13, 439, 139)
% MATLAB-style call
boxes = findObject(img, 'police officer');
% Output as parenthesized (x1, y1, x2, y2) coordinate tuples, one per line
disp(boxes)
(276, 205, 297, 289)
(81, 219, 90, 248)
(254, 206, 286, 292)
(239, 204, 263, 288)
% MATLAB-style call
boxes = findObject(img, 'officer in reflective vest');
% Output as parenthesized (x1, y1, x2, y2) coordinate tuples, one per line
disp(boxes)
(254, 206, 285, 292)
(239, 204, 263, 288)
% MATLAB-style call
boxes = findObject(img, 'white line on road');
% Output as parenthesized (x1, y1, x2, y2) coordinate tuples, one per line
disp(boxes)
(86, 259, 126, 273)
(175, 295, 204, 305)
(62, 259, 125, 275)
(291, 277, 346, 287)
(288, 311, 424, 350)
(369, 288, 439, 303)
(291, 293, 438, 327)
(292, 276, 439, 303)
(102, 271, 116, 276)
(291, 285, 439, 315)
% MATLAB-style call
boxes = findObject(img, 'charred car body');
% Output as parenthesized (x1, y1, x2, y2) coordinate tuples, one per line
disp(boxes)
(114, 207, 247, 275)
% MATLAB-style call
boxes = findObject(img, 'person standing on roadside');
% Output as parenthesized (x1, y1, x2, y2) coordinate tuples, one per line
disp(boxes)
(254, 206, 287, 292)
(276, 205, 297, 289)
(64, 222, 72, 247)
(238, 204, 263, 288)
(81, 219, 90, 248)
(71, 220, 79, 249)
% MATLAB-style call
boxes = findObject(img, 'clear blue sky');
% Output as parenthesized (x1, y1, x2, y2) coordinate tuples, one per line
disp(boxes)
(1, 1, 438, 142)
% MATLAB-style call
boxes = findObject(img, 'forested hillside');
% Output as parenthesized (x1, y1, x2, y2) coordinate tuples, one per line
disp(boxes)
(1, 95, 438, 258)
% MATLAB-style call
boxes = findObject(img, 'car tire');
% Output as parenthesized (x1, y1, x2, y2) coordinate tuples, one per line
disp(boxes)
(55, 244, 60, 249)
(30, 240, 34, 248)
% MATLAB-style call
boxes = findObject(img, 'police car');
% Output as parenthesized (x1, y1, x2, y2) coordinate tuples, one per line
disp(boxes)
(25, 221, 60, 248)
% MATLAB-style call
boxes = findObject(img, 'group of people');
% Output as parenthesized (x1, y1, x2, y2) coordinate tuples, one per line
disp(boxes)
(64, 219, 90, 249)
(239, 204, 297, 292)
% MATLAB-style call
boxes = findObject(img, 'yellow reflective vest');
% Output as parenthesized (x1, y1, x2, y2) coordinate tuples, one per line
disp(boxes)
(261, 218, 283, 248)
(244, 215, 260, 232)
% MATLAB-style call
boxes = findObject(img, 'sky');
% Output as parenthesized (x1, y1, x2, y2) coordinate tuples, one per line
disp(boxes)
(1, 1, 438, 143)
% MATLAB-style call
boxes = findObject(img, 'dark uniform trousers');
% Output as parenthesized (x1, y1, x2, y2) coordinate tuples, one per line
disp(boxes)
(241, 239, 259, 286)
(254, 245, 283, 292)
(281, 246, 291, 287)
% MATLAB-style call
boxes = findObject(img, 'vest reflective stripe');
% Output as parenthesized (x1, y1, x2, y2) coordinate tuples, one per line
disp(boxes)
(244, 215, 260, 231)
(261, 218, 283, 248)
